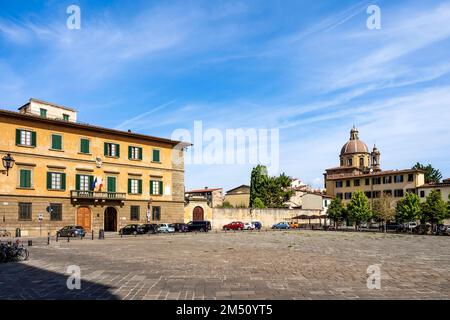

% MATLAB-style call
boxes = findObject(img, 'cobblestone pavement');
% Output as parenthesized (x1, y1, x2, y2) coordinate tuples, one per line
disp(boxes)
(1, 230, 449, 300)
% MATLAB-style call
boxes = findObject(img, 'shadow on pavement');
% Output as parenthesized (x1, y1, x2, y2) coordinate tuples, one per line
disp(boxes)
(0, 262, 118, 300)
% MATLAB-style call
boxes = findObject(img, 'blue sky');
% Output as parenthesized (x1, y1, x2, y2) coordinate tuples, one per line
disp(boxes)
(1, 0, 450, 191)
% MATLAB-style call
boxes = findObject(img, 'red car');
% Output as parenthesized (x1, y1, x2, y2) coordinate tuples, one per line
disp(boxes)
(223, 221, 244, 230)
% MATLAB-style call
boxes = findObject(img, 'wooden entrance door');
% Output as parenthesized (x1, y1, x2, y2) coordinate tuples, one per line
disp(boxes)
(76, 207, 91, 231)
(104, 207, 117, 232)
(193, 206, 204, 221)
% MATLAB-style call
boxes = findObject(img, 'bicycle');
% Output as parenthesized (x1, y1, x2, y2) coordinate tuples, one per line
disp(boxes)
(0, 240, 29, 263)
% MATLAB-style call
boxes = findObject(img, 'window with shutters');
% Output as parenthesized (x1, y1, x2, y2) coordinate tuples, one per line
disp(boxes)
(48, 172, 65, 190)
(18, 169, 32, 188)
(16, 129, 36, 147)
(51, 134, 63, 150)
(40, 108, 47, 118)
(130, 206, 140, 221)
(150, 180, 163, 195)
(80, 138, 90, 154)
(79, 175, 90, 191)
(105, 143, 120, 157)
(63, 114, 70, 121)
(18, 202, 32, 221)
(50, 203, 62, 221)
(128, 179, 142, 194)
(152, 206, 161, 221)
(128, 146, 142, 160)
(152, 149, 161, 162)
(107, 176, 117, 193)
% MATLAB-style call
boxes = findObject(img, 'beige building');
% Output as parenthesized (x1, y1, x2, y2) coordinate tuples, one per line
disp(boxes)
(185, 187, 223, 207)
(417, 181, 450, 202)
(0, 98, 190, 236)
(324, 127, 425, 203)
(224, 185, 250, 208)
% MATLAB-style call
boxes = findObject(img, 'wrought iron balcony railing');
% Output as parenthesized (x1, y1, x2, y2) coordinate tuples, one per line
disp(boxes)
(70, 190, 126, 200)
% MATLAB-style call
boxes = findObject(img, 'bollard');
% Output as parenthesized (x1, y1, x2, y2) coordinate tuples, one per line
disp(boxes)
(27, 239, 32, 246)
(56, 232, 59, 242)
(67, 235, 70, 242)
(91, 230, 94, 240)
(120, 229, 123, 238)
(47, 232, 50, 245)
(99, 229, 105, 240)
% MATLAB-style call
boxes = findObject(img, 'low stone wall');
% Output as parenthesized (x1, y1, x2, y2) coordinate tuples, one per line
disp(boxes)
(211, 208, 324, 230)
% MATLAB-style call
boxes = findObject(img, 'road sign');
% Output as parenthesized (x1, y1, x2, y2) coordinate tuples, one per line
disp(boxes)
(38, 214, 44, 221)
(46, 206, 53, 213)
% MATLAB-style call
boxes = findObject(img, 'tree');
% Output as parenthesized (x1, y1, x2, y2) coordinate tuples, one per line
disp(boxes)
(346, 191, 371, 230)
(412, 162, 443, 184)
(327, 197, 345, 228)
(420, 190, 447, 230)
(261, 173, 293, 208)
(372, 195, 395, 232)
(395, 192, 421, 223)
(253, 197, 265, 209)
(250, 165, 268, 208)
(218, 201, 234, 209)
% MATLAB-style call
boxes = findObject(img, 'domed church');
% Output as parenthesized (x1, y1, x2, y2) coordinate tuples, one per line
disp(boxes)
(324, 127, 424, 202)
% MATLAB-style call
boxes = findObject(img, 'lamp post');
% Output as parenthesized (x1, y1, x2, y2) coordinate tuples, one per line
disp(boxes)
(1, 153, 15, 176)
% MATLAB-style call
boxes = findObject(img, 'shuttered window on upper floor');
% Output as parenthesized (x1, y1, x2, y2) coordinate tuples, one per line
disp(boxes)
(104, 142, 120, 157)
(16, 129, 36, 147)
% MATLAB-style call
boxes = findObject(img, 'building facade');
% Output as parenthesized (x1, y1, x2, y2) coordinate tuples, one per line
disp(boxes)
(324, 127, 425, 203)
(0, 99, 189, 236)
(224, 185, 250, 208)
(185, 187, 223, 207)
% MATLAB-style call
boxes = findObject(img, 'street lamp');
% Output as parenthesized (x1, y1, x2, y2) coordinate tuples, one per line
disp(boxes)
(1, 153, 15, 176)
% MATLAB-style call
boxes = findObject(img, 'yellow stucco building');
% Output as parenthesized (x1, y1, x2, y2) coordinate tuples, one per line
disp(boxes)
(324, 127, 425, 203)
(0, 99, 189, 236)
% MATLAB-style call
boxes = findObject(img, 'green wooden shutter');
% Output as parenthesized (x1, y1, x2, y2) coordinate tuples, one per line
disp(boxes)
(116, 144, 120, 157)
(47, 172, 52, 189)
(128, 179, 132, 194)
(16, 129, 21, 145)
(159, 181, 163, 195)
(107, 177, 116, 192)
(61, 173, 66, 190)
(128, 146, 132, 159)
(88, 176, 94, 190)
(150, 180, 154, 194)
(153, 149, 160, 162)
(31, 132, 37, 147)
(81, 139, 90, 153)
(20, 170, 31, 188)
(104, 143, 108, 156)
(138, 147, 143, 160)
(76, 174, 81, 190)
(138, 180, 142, 194)
(52, 135, 62, 150)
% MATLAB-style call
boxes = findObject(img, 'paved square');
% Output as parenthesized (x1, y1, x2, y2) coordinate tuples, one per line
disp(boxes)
(1, 230, 449, 299)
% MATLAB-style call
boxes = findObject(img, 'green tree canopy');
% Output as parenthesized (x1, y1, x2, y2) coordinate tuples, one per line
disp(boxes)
(253, 197, 265, 209)
(347, 191, 371, 229)
(395, 192, 421, 223)
(372, 195, 395, 231)
(250, 165, 268, 208)
(412, 162, 443, 184)
(420, 190, 448, 228)
(250, 166, 293, 208)
(327, 197, 346, 227)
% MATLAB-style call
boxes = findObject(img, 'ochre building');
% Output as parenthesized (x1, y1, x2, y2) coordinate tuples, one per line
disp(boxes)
(0, 99, 189, 236)
(324, 127, 425, 203)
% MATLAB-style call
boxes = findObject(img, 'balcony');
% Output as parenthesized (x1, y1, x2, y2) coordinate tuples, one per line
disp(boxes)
(70, 190, 126, 202)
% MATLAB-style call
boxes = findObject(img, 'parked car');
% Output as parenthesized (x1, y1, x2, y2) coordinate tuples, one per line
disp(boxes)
(253, 221, 262, 230)
(119, 224, 142, 235)
(243, 222, 255, 230)
(289, 221, 299, 229)
(404, 221, 418, 231)
(57, 225, 86, 238)
(272, 222, 290, 229)
(385, 223, 404, 232)
(139, 224, 158, 234)
(323, 225, 336, 231)
(223, 221, 244, 230)
(187, 220, 211, 232)
(413, 223, 432, 235)
(434, 224, 450, 236)
(173, 223, 189, 233)
(158, 224, 175, 233)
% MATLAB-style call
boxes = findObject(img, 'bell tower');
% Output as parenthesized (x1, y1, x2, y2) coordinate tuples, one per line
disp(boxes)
(371, 144, 381, 172)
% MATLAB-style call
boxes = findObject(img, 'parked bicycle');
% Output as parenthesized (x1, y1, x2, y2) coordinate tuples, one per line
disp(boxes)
(0, 240, 29, 263)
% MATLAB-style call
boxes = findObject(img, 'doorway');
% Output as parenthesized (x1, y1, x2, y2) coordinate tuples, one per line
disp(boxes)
(76, 207, 92, 231)
(104, 207, 118, 231)
(193, 206, 204, 221)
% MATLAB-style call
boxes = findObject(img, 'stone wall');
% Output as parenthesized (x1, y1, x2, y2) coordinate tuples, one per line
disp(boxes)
(211, 208, 324, 230)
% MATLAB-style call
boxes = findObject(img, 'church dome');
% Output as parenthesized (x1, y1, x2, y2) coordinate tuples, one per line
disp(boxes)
(340, 127, 369, 155)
